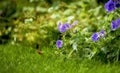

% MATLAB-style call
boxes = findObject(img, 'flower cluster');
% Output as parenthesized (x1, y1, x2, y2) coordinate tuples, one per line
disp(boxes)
(91, 0, 120, 41)
(104, 0, 120, 12)
(56, 20, 78, 49)
(91, 30, 105, 42)
(56, 0, 120, 48)
(105, 0, 120, 31)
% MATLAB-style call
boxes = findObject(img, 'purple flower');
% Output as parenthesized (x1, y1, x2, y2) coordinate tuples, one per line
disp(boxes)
(104, 0, 116, 12)
(111, 20, 117, 30)
(57, 20, 78, 33)
(91, 30, 105, 41)
(99, 30, 105, 34)
(91, 33, 99, 41)
(58, 22, 70, 33)
(111, 19, 120, 30)
(56, 40, 63, 49)
(99, 30, 105, 37)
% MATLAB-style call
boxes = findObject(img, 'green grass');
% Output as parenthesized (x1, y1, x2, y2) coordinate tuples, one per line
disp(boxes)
(0, 44, 120, 73)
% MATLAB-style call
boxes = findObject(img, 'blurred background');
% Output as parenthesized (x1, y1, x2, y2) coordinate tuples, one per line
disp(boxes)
(0, 0, 107, 46)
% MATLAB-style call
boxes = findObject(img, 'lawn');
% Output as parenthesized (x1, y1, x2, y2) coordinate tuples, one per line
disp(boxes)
(0, 44, 120, 73)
